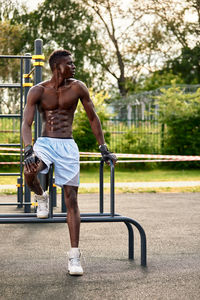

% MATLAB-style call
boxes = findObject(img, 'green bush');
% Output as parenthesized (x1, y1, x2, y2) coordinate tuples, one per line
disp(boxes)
(112, 125, 159, 170)
(115, 125, 157, 154)
(156, 82, 200, 168)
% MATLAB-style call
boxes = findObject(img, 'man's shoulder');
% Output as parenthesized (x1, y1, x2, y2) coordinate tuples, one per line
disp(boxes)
(27, 83, 45, 102)
(71, 79, 87, 89)
(29, 82, 45, 93)
(72, 79, 88, 96)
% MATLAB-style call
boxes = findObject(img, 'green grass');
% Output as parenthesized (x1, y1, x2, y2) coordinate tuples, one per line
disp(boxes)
(0, 168, 200, 185)
(80, 168, 200, 183)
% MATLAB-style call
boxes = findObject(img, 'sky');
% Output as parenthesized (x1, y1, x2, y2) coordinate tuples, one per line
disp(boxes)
(19, 0, 133, 12)
(18, 0, 42, 11)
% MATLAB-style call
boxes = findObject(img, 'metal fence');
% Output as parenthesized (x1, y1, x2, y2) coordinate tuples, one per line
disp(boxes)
(107, 84, 200, 153)
(0, 115, 21, 146)
(105, 119, 163, 154)
(1, 84, 200, 156)
(0, 115, 163, 154)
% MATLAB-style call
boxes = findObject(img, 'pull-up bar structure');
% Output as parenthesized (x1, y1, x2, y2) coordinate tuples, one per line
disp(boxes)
(0, 39, 45, 210)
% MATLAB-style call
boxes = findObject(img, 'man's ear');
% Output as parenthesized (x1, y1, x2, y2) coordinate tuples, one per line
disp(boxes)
(56, 63, 64, 75)
(55, 62, 61, 72)
(53, 62, 57, 71)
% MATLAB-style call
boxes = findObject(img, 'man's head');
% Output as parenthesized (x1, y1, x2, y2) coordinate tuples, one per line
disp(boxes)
(49, 49, 72, 72)
(49, 49, 76, 79)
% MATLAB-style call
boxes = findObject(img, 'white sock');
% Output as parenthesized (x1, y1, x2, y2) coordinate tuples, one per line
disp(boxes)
(69, 248, 80, 255)
(35, 191, 46, 200)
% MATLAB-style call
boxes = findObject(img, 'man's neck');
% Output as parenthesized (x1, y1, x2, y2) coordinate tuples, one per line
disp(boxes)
(50, 74, 65, 90)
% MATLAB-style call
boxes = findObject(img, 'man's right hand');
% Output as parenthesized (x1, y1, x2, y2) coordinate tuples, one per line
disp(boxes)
(24, 145, 40, 172)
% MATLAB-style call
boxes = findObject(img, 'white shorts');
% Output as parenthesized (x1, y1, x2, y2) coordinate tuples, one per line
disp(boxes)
(33, 137, 80, 187)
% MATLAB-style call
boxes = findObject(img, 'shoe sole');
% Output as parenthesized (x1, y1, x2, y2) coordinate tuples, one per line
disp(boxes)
(37, 215, 49, 219)
(68, 271, 83, 276)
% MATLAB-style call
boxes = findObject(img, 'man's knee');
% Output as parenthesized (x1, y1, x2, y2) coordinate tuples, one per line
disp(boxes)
(64, 186, 78, 210)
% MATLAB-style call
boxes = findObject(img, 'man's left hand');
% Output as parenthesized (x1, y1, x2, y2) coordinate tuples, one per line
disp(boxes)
(99, 144, 117, 166)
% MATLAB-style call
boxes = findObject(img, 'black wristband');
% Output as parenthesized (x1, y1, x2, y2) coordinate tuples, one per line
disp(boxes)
(99, 144, 108, 153)
(24, 145, 33, 157)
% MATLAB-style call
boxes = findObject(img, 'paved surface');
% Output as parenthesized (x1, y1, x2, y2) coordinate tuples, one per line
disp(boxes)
(0, 193, 200, 300)
(1, 180, 200, 190)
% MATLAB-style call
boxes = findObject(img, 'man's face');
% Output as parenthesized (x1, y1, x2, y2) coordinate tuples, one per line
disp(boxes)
(58, 55, 76, 78)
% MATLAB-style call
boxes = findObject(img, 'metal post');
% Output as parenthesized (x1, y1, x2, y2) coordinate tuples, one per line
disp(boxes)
(17, 177, 23, 208)
(24, 53, 32, 213)
(24, 53, 32, 102)
(18, 58, 24, 207)
(53, 178, 57, 207)
(34, 39, 46, 190)
(34, 39, 43, 139)
(99, 160, 104, 213)
(49, 165, 53, 218)
(61, 188, 67, 213)
(110, 160, 115, 217)
(125, 222, 134, 260)
(127, 104, 132, 127)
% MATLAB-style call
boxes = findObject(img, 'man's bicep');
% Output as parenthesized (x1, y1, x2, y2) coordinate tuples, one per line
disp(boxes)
(80, 95, 97, 121)
(79, 84, 96, 117)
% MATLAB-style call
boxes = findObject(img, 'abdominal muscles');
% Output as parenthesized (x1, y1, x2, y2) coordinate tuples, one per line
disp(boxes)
(42, 109, 74, 138)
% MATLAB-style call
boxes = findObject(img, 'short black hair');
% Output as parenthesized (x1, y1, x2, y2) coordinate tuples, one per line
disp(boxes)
(49, 49, 71, 71)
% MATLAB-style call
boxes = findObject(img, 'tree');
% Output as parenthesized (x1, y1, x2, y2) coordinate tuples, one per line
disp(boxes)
(13, 0, 102, 87)
(0, 18, 26, 113)
(135, 70, 184, 92)
(80, 0, 200, 96)
(165, 45, 200, 84)
(125, 0, 200, 92)
(4, 0, 200, 96)
(81, 0, 151, 95)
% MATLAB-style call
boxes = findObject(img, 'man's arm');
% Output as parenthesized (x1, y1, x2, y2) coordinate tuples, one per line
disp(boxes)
(22, 86, 43, 172)
(22, 85, 43, 147)
(79, 82, 117, 164)
(79, 82, 105, 146)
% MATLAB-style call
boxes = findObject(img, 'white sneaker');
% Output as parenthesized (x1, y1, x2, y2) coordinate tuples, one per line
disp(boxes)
(35, 192, 49, 219)
(68, 248, 83, 276)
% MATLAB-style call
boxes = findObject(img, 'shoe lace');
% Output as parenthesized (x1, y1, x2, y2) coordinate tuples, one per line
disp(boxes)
(69, 257, 81, 267)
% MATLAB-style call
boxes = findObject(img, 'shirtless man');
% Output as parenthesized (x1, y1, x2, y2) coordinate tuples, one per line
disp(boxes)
(22, 50, 117, 276)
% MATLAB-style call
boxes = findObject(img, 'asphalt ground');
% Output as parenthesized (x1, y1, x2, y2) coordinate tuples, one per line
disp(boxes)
(0, 192, 200, 300)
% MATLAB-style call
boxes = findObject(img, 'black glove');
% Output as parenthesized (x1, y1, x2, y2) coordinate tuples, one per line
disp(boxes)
(24, 145, 40, 167)
(99, 144, 117, 164)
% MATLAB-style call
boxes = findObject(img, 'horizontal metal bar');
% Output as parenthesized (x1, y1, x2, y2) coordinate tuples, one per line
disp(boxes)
(0, 114, 20, 118)
(0, 213, 120, 218)
(0, 55, 32, 59)
(0, 214, 147, 266)
(0, 203, 28, 206)
(0, 84, 21, 88)
(0, 215, 129, 224)
(0, 144, 21, 147)
(0, 173, 20, 176)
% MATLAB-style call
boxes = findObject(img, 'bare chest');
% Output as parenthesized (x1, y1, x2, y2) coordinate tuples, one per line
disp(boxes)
(39, 86, 79, 111)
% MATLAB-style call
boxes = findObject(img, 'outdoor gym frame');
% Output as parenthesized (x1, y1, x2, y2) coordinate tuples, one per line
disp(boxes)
(0, 39, 147, 267)
(0, 39, 45, 211)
